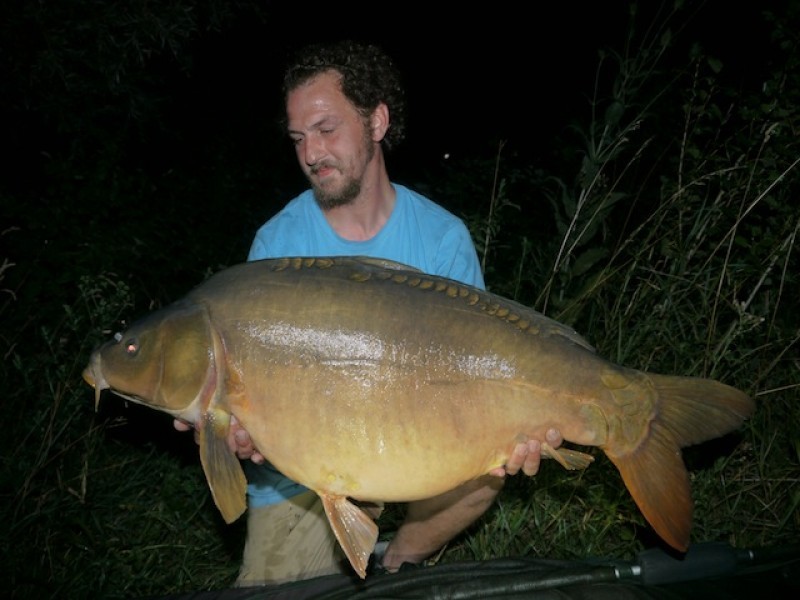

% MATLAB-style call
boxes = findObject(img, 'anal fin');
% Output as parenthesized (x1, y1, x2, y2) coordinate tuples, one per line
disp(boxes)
(542, 442, 595, 470)
(321, 494, 379, 579)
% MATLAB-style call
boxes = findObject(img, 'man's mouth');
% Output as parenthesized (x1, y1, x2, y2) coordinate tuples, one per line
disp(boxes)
(312, 164, 337, 179)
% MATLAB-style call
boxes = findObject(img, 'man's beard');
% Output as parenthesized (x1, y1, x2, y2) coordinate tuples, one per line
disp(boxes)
(310, 131, 375, 211)
(312, 175, 362, 211)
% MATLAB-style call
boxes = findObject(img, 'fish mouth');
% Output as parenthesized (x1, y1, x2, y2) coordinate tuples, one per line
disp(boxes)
(82, 358, 159, 413)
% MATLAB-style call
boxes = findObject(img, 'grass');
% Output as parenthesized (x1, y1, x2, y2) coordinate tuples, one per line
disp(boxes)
(3, 3, 799, 598)
(430, 0, 800, 569)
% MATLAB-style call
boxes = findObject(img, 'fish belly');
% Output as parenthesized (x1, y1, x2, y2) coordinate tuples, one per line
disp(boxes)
(231, 362, 597, 502)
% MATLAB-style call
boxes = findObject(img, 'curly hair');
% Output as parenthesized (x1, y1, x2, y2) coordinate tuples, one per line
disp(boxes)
(282, 40, 407, 150)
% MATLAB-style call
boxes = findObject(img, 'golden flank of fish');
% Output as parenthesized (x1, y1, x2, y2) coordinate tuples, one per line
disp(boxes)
(83, 257, 755, 578)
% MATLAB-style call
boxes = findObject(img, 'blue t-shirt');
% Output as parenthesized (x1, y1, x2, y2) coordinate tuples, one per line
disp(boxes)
(245, 183, 485, 507)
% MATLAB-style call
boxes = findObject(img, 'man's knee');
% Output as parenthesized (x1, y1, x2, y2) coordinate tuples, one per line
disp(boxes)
(236, 491, 346, 587)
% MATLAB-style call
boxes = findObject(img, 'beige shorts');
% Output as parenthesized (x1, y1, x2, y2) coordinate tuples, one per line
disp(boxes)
(235, 490, 347, 586)
(236, 491, 386, 586)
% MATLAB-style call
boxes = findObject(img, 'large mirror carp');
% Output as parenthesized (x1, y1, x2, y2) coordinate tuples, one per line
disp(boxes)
(83, 256, 754, 578)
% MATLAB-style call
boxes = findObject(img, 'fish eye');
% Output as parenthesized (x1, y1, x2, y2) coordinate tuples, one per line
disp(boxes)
(124, 339, 139, 356)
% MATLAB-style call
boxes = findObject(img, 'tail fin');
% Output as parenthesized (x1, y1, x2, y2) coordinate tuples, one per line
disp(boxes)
(605, 375, 754, 551)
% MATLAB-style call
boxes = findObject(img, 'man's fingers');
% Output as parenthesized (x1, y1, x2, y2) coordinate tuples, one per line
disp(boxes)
(546, 427, 563, 447)
(489, 429, 563, 478)
(173, 415, 263, 462)
(520, 429, 562, 475)
(488, 466, 506, 477)
(507, 441, 529, 476)
(521, 439, 543, 476)
(229, 415, 251, 456)
(234, 426, 250, 448)
(173, 419, 192, 432)
(228, 415, 265, 463)
(494, 441, 532, 477)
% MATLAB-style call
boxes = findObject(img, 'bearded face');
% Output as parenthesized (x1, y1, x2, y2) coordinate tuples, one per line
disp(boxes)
(287, 71, 384, 212)
(309, 122, 375, 210)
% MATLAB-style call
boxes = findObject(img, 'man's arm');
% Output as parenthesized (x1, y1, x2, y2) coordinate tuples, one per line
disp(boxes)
(377, 428, 563, 571)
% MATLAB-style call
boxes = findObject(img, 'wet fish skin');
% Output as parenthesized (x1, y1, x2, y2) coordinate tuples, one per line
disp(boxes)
(83, 256, 755, 578)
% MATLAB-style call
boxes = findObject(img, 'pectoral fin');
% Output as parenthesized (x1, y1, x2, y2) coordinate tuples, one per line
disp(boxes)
(198, 408, 247, 523)
(542, 442, 595, 470)
(320, 494, 379, 579)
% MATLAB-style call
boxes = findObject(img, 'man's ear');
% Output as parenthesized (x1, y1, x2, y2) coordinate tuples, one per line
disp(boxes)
(370, 103, 390, 142)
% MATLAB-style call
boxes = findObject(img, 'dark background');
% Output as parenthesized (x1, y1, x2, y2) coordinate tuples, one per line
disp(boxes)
(2, 0, 779, 203)
(160, 1, 773, 166)
(2, 0, 784, 296)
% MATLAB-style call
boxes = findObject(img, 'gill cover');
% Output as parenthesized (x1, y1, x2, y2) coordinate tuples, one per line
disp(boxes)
(96, 300, 216, 415)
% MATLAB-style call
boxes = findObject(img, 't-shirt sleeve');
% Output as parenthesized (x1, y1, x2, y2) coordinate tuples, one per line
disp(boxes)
(438, 222, 486, 290)
(247, 213, 296, 261)
(247, 233, 268, 261)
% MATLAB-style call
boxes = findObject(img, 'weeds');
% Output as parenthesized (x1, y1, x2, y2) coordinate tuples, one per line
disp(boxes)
(443, 0, 800, 570)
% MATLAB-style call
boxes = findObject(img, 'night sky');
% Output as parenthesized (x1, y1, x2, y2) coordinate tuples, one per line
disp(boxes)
(168, 2, 632, 170)
(168, 1, 777, 170)
(1, 0, 785, 201)
(1, 0, 790, 286)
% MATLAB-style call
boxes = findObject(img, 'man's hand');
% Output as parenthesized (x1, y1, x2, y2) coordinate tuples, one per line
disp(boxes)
(173, 416, 266, 464)
(490, 428, 563, 477)
(226, 416, 265, 464)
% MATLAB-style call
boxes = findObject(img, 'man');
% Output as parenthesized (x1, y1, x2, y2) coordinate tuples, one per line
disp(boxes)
(177, 39, 562, 586)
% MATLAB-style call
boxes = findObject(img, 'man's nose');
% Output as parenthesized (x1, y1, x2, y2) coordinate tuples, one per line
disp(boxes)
(303, 137, 324, 166)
